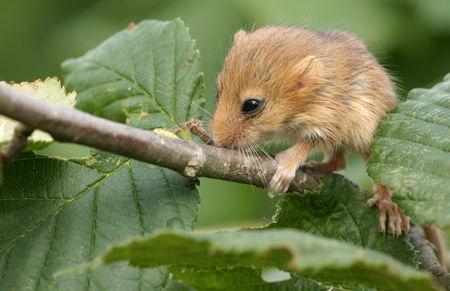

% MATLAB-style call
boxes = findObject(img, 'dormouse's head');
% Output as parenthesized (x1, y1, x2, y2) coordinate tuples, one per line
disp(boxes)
(212, 26, 324, 148)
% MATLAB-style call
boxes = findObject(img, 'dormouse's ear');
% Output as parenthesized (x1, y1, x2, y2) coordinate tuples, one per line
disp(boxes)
(293, 55, 324, 93)
(233, 30, 246, 45)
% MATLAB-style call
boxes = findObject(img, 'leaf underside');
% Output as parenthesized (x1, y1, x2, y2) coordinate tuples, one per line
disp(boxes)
(91, 229, 434, 291)
(171, 266, 337, 291)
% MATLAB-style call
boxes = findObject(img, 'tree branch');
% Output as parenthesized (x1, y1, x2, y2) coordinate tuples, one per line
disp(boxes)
(0, 84, 328, 192)
(409, 225, 450, 290)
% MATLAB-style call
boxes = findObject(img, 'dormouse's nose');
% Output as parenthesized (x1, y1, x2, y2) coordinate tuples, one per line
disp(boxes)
(211, 118, 241, 148)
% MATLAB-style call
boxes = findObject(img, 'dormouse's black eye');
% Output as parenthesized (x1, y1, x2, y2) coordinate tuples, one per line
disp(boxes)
(241, 99, 263, 116)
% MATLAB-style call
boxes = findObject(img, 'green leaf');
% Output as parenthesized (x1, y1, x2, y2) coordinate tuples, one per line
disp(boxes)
(367, 73, 450, 227)
(1, 19, 204, 290)
(0, 152, 199, 290)
(0, 77, 75, 148)
(74, 229, 435, 291)
(62, 19, 205, 128)
(269, 176, 417, 265)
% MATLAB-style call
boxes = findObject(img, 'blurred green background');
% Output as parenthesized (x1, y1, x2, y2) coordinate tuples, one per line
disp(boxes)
(1, 0, 450, 229)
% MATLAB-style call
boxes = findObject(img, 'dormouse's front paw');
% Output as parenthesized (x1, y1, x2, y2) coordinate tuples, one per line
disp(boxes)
(268, 167, 296, 197)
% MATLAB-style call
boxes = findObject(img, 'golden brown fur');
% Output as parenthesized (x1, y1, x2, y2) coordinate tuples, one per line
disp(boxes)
(212, 26, 408, 235)
(213, 26, 397, 158)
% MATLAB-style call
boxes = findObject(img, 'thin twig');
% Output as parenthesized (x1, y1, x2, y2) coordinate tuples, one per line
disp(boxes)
(0, 123, 33, 165)
(184, 119, 214, 145)
(409, 225, 450, 290)
(0, 84, 326, 192)
(0, 123, 33, 182)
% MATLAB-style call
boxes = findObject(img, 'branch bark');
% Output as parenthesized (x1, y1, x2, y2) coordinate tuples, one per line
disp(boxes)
(409, 225, 450, 290)
(0, 84, 328, 192)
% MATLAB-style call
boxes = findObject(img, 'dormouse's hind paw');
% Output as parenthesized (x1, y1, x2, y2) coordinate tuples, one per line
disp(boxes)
(268, 167, 295, 197)
(367, 196, 410, 237)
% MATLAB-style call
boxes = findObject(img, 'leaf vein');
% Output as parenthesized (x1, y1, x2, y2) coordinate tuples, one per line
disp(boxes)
(75, 78, 123, 95)
(33, 211, 60, 290)
(85, 185, 99, 291)
(86, 60, 177, 128)
(2, 161, 128, 255)
(337, 196, 364, 246)
(159, 169, 183, 223)
(128, 164, 146, 235)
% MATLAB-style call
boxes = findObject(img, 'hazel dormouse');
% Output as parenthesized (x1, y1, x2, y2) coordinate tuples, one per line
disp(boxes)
(211, 26, 409, 236)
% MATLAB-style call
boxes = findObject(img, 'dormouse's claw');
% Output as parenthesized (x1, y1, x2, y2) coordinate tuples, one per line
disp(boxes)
(379, 220, 386, 235)
(378, 206, 387, 234)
